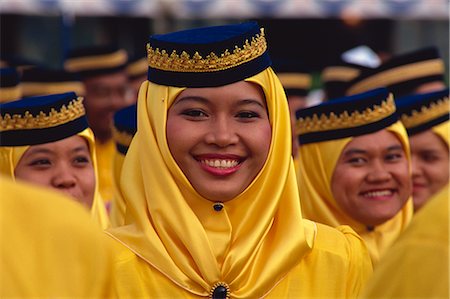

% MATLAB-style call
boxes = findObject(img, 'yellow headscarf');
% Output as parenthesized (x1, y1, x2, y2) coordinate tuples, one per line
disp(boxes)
(106, 67, 316, 298)
(0, 128, 110, 229)
(0, 175, 116, 298)
(432, 120, 449, 147)
(297, 121, 414, 263)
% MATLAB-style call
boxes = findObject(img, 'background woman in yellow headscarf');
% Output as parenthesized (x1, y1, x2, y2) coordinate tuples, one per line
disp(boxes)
(296, 88, 413, 265)
(105, 21, 372, 298)
(395, 88, 449, 212)
(0, 92, 110, 229)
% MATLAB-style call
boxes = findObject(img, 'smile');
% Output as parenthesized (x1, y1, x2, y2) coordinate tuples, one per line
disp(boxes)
(200, 159, 239, 169)
(362, 189, 394, 198)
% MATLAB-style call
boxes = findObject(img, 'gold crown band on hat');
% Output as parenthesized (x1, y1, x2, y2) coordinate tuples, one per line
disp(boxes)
(0, 86, 22, 103)
(64, 50, 128, 73)
(347, 59, 444, 95)
(21, 82, 86, 97)
(296, 93, 395, 135)
(147, 28, 267, 73)
(112, 126, 134, 148)
(321, 66, 361, 82)
(126, 58, 147, 77)
(0, 97, 85, 132)
(400, 96, 449, 129)
(277, 73, 311, 90)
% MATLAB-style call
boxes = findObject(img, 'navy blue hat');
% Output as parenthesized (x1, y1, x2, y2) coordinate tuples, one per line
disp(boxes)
(0, 92, 88, 146)
(113, 103, 137, 155)
(64, 46, 128, 79)
(272, 57, 311, 97)
(396, 88, 449, 135)
(347, 47, 445, 98)
(0, 68, 22, 103)
(296, 88, 397, 145)
(146, 21, 271, 87)
(321, 62, 373, 100)
(21, 66, 85, 97)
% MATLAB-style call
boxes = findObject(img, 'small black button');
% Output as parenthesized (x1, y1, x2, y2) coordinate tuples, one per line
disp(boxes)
(213, 203, 223, 212)
(211, 285, 228, 299)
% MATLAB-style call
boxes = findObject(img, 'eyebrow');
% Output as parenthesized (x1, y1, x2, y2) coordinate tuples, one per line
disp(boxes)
(174, 96, 266, 109)
(24, 145, 89, 157)
(343, 144, 404, 156)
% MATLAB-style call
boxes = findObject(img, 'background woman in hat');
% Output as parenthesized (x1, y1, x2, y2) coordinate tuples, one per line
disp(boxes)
(396, 88, 449, 211)
(0, 92, 110, 229)
(105, 21, 372, 298)
(295, 88, 413, 265)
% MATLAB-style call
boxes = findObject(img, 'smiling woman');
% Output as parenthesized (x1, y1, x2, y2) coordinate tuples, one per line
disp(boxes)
(105, 21, 373, 298)
(0, 92, 110, 229)
(166, 81, 271, 202)
(295, 87, 413, 264)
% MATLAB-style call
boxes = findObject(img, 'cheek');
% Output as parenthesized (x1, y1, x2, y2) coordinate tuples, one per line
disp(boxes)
(81, 168, 96, 194)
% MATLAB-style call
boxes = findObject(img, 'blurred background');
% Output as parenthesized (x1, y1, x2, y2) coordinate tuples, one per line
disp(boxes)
(1, 0, 448, 90)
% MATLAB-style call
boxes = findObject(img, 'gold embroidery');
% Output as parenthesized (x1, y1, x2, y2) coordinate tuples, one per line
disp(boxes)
(296, 93, 396, 135)
(0, 97, 85, 132)
(112, 126, 134, 147)
(147, 28, 267, 73)
(277, 73, 311, 89)
(64, 50, 128, 73)
(321, 66, 360, 82)
(347, 59, 444, 95)
(400, 96, 449, 129)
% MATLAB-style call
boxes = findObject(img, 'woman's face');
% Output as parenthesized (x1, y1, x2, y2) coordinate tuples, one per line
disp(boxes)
(15, 135, 96, 209)
(410, 130, 449, 211)
(166, 81, 272, 202)
(331, 130, 411, 226)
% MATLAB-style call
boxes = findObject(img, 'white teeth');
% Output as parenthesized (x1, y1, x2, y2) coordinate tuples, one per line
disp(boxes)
(202, 159, 239, 169)
(363, 190, 393, 197)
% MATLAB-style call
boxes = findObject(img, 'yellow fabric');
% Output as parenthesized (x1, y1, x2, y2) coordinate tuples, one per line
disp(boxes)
(432, 120, 449, 147)
(361, 183, 449, 298)
(0, 128, 110, 229)
(0, 175, 115, 298)
(95, 138, 116, 203)
(110, 151, 126, 227)
(110, 222, 372, 298)
(106, 68, 373, 298)
(297, 121, 414, 264)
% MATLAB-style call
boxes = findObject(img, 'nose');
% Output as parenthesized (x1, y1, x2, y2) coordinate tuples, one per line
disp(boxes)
(204, 116, 239, 147)
(411, 155, 423, 178)
(51, 164, 77, 190)
(366, 160, 392, 183)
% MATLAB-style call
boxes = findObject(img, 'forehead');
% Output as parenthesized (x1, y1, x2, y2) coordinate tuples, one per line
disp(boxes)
(26, 135, 89, 153)
(345, 130, 402, 150)
(175, 81, 266, 103)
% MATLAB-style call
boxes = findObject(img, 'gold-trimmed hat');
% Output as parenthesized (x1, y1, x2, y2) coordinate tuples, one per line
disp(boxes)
(272, 57, 311, 97)
(0, 92, 88, 146)
(396, 88, 449, 135)
(346, 46, 446, 97)
(64, 46, 128, 79)
(146, 21, 271, 87)
(296, 87, 397, 144)
(126, 56, 147, 81)
(0, 67, 22, 103)
(21, 66, 85, 97)
(112, 103, 137, 155)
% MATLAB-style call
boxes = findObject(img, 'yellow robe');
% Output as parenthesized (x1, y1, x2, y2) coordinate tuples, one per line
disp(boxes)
(0, 176, 115, 298)
(106, 68, 373, 298)
(360, 184, 449, 298)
